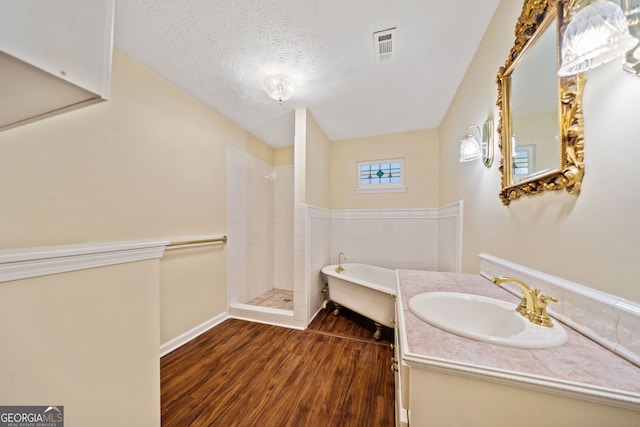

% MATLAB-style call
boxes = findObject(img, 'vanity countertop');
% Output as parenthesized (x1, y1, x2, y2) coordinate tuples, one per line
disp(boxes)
(397, 269, 640, 409)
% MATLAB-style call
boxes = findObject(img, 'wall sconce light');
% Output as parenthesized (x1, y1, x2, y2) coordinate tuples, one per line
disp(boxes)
(459, 119, 493, 168)
(459, 125, 482, 163)
(262, 73, 297, 104)
(558, 0, 639, 77)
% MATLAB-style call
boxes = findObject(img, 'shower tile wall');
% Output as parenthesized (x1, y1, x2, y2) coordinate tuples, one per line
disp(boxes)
(299, 205, 461, 324)
(331, 209, 439, 271)
(226, 146, 294, 306)
(293, 204, 308, 324)
(308, 206, 332, 322)
(273, 165, 294, 291)
(227, 143, 461, 325)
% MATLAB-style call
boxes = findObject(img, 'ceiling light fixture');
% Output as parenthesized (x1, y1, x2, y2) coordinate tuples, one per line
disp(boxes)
(558, 0, 639, 77)
(262, 73, 297, 104)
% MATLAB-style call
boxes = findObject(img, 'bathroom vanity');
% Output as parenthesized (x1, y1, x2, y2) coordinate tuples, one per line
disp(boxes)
(394, 270, 640, 426)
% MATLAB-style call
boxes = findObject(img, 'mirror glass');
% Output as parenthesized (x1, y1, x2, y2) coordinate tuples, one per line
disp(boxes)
(510, 19, 559, 183)
(496, 0, 586, 205)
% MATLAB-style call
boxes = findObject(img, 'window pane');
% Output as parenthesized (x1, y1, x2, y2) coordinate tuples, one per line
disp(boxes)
(357, 159, 404, 189)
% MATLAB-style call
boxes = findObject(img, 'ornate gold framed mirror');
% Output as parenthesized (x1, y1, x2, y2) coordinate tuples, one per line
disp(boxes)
(496, 0, 585, 205)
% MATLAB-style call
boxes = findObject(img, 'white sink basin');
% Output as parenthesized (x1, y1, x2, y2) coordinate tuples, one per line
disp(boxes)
(408, 291, 568, 349)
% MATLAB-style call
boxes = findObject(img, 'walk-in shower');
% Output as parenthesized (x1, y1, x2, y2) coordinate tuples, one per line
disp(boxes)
(226, 145, 296, 326)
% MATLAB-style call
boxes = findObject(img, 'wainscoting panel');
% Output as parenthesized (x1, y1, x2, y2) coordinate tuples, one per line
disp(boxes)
(307, 206, 332, 323)
(438, 200, 463, 273)
(331, 209, 438, 271)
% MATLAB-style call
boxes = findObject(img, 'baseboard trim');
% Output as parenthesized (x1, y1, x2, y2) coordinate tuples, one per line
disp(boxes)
(160, 312, 228, 357)
(228, 303, 305, 330)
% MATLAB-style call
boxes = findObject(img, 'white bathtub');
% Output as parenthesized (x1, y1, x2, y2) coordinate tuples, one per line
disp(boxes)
(321, 263, 397, 339)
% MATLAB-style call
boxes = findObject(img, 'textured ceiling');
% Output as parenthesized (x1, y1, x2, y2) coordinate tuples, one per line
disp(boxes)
(114, 0, 501, 147)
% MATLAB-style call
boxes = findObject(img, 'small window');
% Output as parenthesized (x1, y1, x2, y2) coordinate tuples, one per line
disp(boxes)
(356, 158, 406, 193)
(513, 145, 536, 183)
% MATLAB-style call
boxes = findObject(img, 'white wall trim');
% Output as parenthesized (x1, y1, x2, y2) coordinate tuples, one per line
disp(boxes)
(332, 208, 437, 220)
(437, 200, 463, 218)
(438, 200, 463, 273)
(479, 253, 640, 367)
(355, 186, 407, 194)
(305, 204, 332, 324)
(307, 205, 332, 218)
(0, 240, 169, 283)
(160, 312, 228, 357)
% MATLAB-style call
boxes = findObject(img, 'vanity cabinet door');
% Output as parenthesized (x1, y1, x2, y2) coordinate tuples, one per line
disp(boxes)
(394, 324, 409, 426)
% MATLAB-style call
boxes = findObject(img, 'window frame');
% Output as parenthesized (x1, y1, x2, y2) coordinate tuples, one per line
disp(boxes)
(355, 158, 407, 194)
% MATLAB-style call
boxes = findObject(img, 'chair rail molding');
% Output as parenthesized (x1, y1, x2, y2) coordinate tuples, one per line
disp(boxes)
(0, 240, 169, 283)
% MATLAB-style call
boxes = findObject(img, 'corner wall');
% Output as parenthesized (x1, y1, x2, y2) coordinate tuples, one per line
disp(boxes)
(330, 129, 439, 209)
(294, 109, 333, 323)
(439, 0, 640, 303)
(0, 261, 161, 427)
(226, 145, 295, 308)
(303, 109, 332, 209)
(0, 50, 271, 424)
(299, 120, 455, 321)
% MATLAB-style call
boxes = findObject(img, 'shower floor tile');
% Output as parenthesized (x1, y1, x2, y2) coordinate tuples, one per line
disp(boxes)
(248, 289, 293, 310)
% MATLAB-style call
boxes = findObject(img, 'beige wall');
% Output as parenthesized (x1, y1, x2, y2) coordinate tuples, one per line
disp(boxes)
(0, 50, 275, 341)
(0, 261, 161, 427)
(159, 245, 226, 343)
(0, 50, 273, 247)
(0, 50, 274, 424)
(303, 109, 332, 208)
(439, 0, 640, 303)
(330, 129, 439, 210)
(274, 145, 294, 166)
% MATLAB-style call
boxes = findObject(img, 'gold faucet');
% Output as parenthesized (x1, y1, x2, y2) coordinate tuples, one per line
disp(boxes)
(491, 276, 537, 317)
(336, 252, 347, 273)
(491, 276, 558, 327)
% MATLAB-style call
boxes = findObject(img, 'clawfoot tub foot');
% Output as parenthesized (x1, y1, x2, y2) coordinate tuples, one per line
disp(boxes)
(332, 303, 341, 317)
(374, 323, 383, 341)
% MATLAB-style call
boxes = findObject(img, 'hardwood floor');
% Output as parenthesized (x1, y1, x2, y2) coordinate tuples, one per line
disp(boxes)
(161, 306, 395, 426)
(308, 304, 395, 344)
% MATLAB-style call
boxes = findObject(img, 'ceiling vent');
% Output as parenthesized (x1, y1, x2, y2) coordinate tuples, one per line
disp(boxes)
(373, 27, 397, 62)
